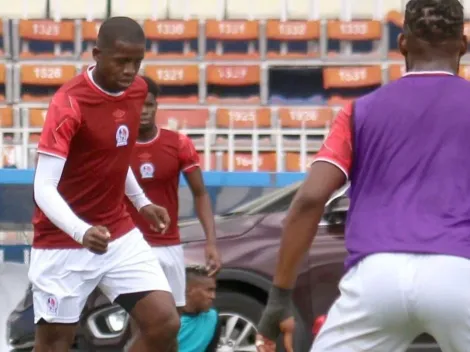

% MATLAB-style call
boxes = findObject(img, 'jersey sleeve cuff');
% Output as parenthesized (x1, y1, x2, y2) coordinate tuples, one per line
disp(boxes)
(129, 193, 152, 212)
(311, 158, 349, 180)
(182, 163, 200, 173)
(71, 221, 93, 244)
(37, 148, 67, 160)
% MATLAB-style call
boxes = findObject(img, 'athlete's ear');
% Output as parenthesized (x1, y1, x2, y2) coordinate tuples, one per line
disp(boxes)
(92, 47, 101, 63)
(459, 36, 467, 57)
(398, 33, 407, 57)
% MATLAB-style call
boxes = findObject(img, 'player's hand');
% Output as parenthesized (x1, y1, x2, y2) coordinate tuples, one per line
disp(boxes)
(139, 204, 170, 233)
(256, 317, 295, 352)
(82, 226, 111, 254)
(205, 243, 221, 276)
(257, 287, 295, 352)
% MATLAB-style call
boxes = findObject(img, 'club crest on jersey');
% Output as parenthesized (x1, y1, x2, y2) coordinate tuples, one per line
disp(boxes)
(140, 162, 155, 179)
(116, 125, 129, 147)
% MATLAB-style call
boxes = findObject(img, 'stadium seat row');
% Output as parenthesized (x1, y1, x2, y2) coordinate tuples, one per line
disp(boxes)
(4, 0, 405, 22)
(0, 14, 424, 61)
(1, 62, 470, 105)
(0, 62, 411, 105)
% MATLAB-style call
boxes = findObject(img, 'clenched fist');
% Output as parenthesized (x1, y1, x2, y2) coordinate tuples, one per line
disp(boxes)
(83, 226, 111, 254)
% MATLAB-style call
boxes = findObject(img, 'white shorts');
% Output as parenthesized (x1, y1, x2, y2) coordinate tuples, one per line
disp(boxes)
(152, 245, 186, 307)
(311, 253, 470, 352)
(28, 228, 171, 324)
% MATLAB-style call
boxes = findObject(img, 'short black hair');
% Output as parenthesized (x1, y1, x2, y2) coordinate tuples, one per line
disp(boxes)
(97, 16, 145, 50)
(404, 0, 464, 43)
(186, 265, 210, 283)
(141, 76, 160, 98)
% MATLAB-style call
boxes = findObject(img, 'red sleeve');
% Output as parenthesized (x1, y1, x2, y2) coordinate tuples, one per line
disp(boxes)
(38, 93, 81, 159)
(313, 103, 353, 178)
(178, 133, 200, 173)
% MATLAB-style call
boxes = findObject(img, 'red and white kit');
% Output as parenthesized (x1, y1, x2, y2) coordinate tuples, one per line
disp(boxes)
(30, 67, 170, 324)
(126, 129, 200, 307)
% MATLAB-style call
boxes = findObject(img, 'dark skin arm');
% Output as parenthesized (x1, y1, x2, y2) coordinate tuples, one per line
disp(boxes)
(185, 168, 221, 276)
(256, 161, 346, 352)
(274, 161, 346, 288)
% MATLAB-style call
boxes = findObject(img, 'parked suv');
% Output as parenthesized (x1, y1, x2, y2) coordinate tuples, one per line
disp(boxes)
(7, 183, 439, 351)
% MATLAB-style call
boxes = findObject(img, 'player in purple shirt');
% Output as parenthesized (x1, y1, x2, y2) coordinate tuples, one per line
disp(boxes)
(255, 1, 470, 351)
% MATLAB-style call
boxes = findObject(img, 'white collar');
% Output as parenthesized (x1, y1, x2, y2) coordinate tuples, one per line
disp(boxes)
(403, 71, 454, 77)
(87, 66, 124, 97)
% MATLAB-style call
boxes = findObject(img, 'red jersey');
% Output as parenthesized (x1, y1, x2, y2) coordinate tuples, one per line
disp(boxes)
(32, 71, 148, 249)
(313, 103, 353, 177)
(127, 129, 200, 246)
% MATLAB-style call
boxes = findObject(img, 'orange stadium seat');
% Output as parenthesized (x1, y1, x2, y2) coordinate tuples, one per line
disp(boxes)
(156, 108, 209, 147)
(223, 152, 276, 172)
(156, 108, 209, 130)
(0, 64, 7, 102)
(28, 108, 47, 128)
(80, 20, 101, 59)
(215, 107, 272, 148)
(388, 63, 405, 82)
(326, 19, 382, 57)
(323, 65, 382, 106)
(197, 152, 216, 171)
(19, 64, 78, 102)
(278, 107, 333, 151)
(0, 106, 13, 128)
(144, 20, 199, 59)
(16, 19, 76, 58)
(205, 20, 259, 60)
(266, 20, 320, 59)
(0, 20, 6, 57)
(459, 65, 470, 81)
(25, 108, 47, 145)
(206, 64, 261, 104)
(386, 11, 404, 59)
(285, 152, 316, 172)
(144, 64, 199, 104)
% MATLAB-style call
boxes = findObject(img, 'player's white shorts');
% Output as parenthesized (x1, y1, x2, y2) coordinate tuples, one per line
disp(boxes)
(311, 253, 470, 352)
(152, 244, 186, 307)
(28, 228, 171, 324)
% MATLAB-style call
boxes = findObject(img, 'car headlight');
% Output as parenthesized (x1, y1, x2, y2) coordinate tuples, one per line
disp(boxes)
(105, 310, 127, 333)
(87, 306, 129, 339)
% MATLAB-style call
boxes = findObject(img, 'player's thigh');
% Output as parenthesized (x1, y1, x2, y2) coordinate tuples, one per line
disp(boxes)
(414, 255, 470, 352)
(152, 245, 186, 307)
(99, 228, 172, 304)
(311, 253, 421, 352)
(28, 248, 101, 326)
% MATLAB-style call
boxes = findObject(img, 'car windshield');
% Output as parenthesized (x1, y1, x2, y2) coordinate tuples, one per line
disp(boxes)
(222, 182, 350, 216)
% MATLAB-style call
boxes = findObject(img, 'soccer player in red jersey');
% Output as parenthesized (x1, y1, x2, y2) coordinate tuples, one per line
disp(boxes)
(30, 17, 180, 352)
(126, 76, 221, 311)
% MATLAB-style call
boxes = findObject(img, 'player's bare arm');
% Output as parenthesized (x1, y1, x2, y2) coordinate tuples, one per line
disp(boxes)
(125, 166, 171, 232)
(185, 168, 221, 276)
(256, 163, 346, 352)
(256, 105, 353, 352)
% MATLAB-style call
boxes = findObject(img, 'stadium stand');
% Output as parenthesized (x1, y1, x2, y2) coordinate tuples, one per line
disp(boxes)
(1, 0, 464, 171)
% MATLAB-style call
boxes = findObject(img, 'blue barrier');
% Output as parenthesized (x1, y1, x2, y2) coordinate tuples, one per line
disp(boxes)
(0, 169, 306, 187)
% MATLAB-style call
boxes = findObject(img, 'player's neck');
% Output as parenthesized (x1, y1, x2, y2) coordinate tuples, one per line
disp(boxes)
(91, 69, 123, 94)
(407, 59, 457, 75)
(138, 125, 158, 142)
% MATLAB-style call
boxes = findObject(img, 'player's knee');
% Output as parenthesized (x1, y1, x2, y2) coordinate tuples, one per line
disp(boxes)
(142, 305, 180, 343)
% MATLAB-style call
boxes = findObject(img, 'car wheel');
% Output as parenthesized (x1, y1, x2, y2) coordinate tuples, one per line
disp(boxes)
(214, 290, 310, 352)
(214, 290, 261, 352)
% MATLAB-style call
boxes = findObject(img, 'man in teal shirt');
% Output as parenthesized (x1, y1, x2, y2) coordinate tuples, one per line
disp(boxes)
(178, 266, 220, 352)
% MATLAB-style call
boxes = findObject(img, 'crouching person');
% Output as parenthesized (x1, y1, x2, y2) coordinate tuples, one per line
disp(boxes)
(178, 266, 220, 352)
